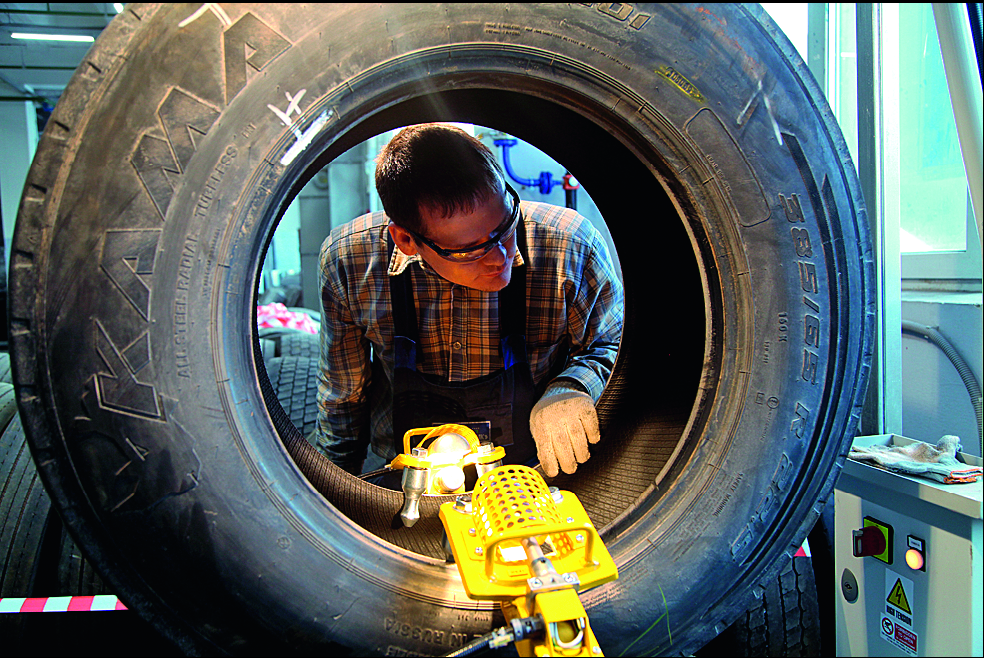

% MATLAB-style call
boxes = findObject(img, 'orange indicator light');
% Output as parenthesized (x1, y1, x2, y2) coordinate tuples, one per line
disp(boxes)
(905, 548, 925, 571)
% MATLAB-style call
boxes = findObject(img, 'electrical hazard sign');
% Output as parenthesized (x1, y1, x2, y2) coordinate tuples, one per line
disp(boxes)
(887, 578, 912, 614)
(881, 570, 917, 656)
(884, 570, 914, 624)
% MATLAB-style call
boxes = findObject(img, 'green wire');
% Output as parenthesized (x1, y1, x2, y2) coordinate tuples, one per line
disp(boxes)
(618, 584, 672, 657)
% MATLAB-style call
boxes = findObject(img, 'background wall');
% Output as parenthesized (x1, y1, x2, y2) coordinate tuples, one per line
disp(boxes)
(0, 99, 38, 279)
(901, 293, 983, 456)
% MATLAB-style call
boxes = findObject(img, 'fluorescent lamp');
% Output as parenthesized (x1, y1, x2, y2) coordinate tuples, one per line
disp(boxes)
(10, 32, 95, 43)
(113, 3, 124, 13)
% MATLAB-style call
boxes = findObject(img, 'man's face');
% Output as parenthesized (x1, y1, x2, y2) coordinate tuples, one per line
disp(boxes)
(389, 191, 518, 292)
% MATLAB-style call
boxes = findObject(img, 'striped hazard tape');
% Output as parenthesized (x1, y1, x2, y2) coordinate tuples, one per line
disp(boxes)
(0, 595, 127, 613)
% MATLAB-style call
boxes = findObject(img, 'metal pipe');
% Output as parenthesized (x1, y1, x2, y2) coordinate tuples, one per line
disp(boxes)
(933, 3, 984, 250)
(901, 319, 983, 454)
(0, 8, 112, 17)
(494, 138, 539, 188)
(522, 536, 557, 580)
(0, 66, 78, 71)
(493, 138, 562, 195)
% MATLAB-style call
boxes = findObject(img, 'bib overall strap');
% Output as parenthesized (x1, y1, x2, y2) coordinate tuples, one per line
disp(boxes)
(499, 218, 529, 368)
(498, 216, 528, 338)
(387, 231, 419, 369)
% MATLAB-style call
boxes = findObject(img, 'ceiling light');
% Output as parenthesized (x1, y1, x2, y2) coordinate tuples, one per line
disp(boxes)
(114, 3, 124, 13)
(10, 32, 95, 43)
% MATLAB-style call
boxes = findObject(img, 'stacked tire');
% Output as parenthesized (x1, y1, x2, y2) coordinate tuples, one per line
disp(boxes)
(1, 355, 176, 654)
(260, 326, 322, 442)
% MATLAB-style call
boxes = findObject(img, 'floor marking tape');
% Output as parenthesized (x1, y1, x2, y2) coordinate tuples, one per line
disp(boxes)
(0, 595, 127, 612)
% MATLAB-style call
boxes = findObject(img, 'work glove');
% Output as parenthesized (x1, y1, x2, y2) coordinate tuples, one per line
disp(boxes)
(529, 381, 600, 478)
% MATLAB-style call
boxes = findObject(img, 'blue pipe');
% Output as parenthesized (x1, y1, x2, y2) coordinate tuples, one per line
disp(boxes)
(493, 138, 563, 195)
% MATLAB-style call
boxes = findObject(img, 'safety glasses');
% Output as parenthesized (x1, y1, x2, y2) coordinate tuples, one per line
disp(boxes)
(407, 184, 521, 263)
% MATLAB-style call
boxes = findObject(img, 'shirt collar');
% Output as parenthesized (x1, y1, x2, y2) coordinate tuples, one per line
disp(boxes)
(387, 246, 421, 276)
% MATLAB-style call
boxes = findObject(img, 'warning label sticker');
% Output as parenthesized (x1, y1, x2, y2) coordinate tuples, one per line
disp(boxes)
(887, 578, 912, 614)
(881, 613, 918, 656)
(884, 570, 915, 627)
(881, 569, 917, 655)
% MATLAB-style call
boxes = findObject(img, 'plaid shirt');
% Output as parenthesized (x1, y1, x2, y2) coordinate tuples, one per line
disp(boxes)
(314, 201, 624, 468)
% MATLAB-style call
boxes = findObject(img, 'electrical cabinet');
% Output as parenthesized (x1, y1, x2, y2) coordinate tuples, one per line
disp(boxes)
(835, 435, 982, 656)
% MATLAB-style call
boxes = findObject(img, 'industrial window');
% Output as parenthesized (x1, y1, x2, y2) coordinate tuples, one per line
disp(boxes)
(765, 3, 982, 288)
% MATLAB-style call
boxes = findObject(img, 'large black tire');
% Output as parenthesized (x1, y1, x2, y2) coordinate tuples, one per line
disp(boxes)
(10, 4, 873, 655)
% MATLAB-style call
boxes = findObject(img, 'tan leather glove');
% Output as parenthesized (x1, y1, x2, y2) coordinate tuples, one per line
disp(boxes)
(529, 381, 600, 477)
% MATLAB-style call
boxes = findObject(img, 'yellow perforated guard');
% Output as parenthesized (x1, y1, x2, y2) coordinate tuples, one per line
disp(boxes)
(439, 465, 618, 600)
(473, 465, 558, 538)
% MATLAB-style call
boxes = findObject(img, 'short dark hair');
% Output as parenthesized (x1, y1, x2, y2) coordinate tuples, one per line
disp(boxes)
(374, 124, 504, 233)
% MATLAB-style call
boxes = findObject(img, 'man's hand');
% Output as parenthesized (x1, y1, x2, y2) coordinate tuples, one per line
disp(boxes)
(529, 381, 600, 477)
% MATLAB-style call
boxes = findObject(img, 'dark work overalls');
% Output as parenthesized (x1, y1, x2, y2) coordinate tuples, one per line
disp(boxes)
(386, 220, 544, 467)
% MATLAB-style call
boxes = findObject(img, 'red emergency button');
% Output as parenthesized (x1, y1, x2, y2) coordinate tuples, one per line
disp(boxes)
(852, 526, 885, 556)
(852, 516, 893, 563)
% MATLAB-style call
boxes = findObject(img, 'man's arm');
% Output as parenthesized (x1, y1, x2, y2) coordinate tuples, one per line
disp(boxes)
(531, 224, 624, 477)
(557, 229, 624, 401)
(312, 235, 373, 474)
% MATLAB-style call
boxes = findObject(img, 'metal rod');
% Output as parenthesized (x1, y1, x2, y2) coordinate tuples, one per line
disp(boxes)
(522, 537, 556, 579)
(858, 3, 903, 437)
(933, 3, 984, 251)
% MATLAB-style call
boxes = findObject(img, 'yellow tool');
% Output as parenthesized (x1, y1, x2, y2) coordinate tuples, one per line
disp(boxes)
(387, 424, 506, 527)
(440, 465, 618, 656)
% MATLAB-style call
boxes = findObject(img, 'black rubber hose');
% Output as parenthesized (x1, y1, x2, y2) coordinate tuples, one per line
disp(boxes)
(902, 319, 983, 454)
(443, 634, 492, 657)
(443, 616, 546, 657)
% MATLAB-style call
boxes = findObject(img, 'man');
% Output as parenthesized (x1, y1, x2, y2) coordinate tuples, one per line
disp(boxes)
(314, 124, 623, 478)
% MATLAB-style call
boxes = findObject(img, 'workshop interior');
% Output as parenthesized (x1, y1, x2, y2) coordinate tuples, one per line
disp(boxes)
(0, 3, 981, 657)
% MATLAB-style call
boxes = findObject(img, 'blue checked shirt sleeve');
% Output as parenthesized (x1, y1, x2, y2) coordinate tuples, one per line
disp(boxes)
(557, 225, 624, 402)
(312, 227, 373, 471)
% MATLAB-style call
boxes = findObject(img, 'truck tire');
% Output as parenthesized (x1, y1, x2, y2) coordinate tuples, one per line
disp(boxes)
(260, 331, 320, 363)
(263, 356, 320, 439)
(10, 4, 873, 655)
(1, 400, 45, 600)
(697, 554, 822, 657)
(0, 410, 50, 645)
(0, 399, 177, 656)
(0, 351, 13, 384)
